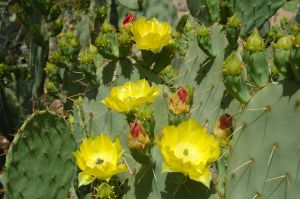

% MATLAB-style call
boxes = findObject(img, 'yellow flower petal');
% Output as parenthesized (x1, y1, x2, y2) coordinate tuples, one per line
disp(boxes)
(131, 17, 172, 52)
(74, 134, 127, 185)
(78, 172, 96, 187)
(158, 118, 220, 188)
(102, 79, 160, 113)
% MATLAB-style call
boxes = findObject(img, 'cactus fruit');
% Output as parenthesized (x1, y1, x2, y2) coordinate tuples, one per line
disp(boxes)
(197, 25, 215, 58)
(223, 52, 251, 103)
(4, 111, 77, 199)
(226, 80, 300, 199)
(273, 35, 294, 78)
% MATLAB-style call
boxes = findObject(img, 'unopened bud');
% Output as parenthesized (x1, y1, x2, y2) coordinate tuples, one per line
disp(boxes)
(227, 13, 241, 28)
(168, 86, 191, 115)
(245, 29, 265, 52)
(101, 22, 115, 33)
(96, 182, 115, 198)
(223, 52, 242, 75)
(274, 35, 294, 49)
(127, 120, 150, 150)
(219, 113, 232, 130)
(45, 63, 58, 75)
(212, 114, 232, 146)
(122, 13, 135, 26)
(118, 30, 131, 45)
(293, 33, 300, 48)
(95, 34, 110, 48)
(0, 63, 8, 76)
(96, 6, 108, 23)
(197, 25, 210, 37)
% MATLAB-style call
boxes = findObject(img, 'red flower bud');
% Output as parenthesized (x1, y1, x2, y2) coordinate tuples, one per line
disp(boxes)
(219, 114, 232, 130)
(122, 13, 135, 26)
(177, 86, 188, 103)
(130, 120, 141, 138)
(128, 120, 150, 150)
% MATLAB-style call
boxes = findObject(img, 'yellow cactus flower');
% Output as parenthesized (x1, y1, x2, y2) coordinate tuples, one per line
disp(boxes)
(102, 79, 160, 113)
(157, 119, 220, 188)
(131, 17, 172, 52)
(74, 134, 127, 186)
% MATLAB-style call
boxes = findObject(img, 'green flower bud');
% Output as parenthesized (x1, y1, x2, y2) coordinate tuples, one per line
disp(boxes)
(49, 18, 63, 37)
(223, 52, 242, 75)
(95, 34, 110, 48)
(58, 38, 68, 48)
(96, 5, 108, 21)
(271, 65, 279, 75)
(227, 13, 241, 28)
(135, 106, 154, 121)
(45, 81, 56, 92)
(47, 4, 61, 21)
(291, 24, 300, 33)
(45, 63, 58, 75)
(101, 22, 115, 33)
(96, 182, 115, 199)
(245, 29, 265, 52)
(158, 65, 178, 85)
(184, 20, 193, 32)
(49, 51, 61, 63)
(70, 38, 79, 48)
(65, 31, 75, 40)
(78, 50, 94, 64)
(274, 35, 294, 49)
(118, 30, 131, 45)
(0, 63, 8, 76)
(197, 25, 210, 37)
(88, 44, 98, 54)
(293, 33, 300, 48)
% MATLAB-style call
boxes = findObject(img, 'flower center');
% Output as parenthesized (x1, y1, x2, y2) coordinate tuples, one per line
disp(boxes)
(95, 158, 104, 165)
(183, 148, 189, 156)
(174, 142, 201, 164)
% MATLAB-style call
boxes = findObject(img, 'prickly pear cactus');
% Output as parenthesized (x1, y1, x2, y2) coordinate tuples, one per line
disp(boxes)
(3, 1, 300, 199)
(4, 111, 77, 199)
(226, 80, 300, 199)
(188, 0, 285, 35)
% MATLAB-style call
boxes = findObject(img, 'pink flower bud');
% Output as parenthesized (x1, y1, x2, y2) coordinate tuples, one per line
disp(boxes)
(122, 13, 135, 26)
(130, 120, 141, 138)
(177, 86, 188, 103)
(128, 120, 150, 150)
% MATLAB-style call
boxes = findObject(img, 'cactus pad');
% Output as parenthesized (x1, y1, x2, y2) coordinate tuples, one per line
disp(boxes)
(226, 80, 300, 199)
(4, 111, 77, 199)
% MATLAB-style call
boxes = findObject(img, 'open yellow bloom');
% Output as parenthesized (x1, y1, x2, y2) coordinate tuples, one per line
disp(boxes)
(157, 119, 220, 187)
(102, 79, 160, 113)
(131, 17, 172, 52)
(74, 134, 126, 186)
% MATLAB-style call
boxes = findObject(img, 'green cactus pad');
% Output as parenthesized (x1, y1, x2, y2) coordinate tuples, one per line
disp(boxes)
(226, 80, 300, 199)
(4, 111, 77, 199)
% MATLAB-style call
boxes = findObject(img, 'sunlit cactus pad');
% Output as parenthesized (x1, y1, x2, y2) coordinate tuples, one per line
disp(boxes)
(226, 81, 300, 199)
(4, 111, 77, 199)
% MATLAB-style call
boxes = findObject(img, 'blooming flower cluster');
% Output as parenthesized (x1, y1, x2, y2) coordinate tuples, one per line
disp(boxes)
(75, 79, 221, 190)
